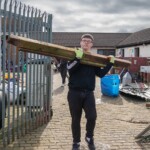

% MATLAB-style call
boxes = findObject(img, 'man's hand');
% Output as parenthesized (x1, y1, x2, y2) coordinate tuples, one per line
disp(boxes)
(75, 48, 83, 59)
(108, 55, 115, 64)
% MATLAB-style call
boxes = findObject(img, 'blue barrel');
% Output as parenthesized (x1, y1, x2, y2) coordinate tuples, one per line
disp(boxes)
(101, 74, 120, 97)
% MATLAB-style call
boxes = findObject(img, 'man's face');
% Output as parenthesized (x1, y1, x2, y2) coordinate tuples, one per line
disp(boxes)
(80, 37, 93, 52)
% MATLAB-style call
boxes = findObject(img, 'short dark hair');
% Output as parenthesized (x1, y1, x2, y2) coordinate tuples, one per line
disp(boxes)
(81, 34, 94, 41)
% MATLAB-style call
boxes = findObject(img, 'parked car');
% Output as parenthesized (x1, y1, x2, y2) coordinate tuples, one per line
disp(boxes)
(0, 80, 26, 129)
(0, 80, 26, 105)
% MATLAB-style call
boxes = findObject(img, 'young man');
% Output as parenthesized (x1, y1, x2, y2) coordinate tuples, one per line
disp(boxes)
(67, 34, 114, 150)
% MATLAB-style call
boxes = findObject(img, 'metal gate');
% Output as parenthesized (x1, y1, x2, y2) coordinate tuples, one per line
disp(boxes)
(0, 0, 53, 147)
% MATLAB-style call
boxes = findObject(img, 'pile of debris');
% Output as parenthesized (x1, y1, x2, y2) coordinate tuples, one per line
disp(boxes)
(119, 72, 150, 101)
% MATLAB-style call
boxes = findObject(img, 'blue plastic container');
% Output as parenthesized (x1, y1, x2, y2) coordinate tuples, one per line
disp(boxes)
(101, 74, 120, 97)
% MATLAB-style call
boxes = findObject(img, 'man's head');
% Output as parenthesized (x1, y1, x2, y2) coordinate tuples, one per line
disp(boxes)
(81, 34, 94, 41)
(80, 33, 94, 52)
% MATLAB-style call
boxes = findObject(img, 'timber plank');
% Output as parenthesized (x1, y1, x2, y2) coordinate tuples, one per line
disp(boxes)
(7, 35, 131, 68)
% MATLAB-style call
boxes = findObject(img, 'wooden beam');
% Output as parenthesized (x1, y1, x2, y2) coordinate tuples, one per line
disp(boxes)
(7, 35, 131, 68)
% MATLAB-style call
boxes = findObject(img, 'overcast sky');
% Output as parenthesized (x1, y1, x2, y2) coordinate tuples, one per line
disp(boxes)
(21, 0, 150, 33)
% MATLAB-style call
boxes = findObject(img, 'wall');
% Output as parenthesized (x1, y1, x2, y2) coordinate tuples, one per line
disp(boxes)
(116, 44, 150, 57)
(91, 48, 97, 54)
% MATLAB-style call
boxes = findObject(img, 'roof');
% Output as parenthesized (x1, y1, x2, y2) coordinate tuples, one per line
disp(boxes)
(117, 28, 150, 48)
(52, 32, 131, 48)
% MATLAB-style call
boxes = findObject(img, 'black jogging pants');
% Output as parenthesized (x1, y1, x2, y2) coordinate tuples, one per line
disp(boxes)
(67, 89, 97, 143)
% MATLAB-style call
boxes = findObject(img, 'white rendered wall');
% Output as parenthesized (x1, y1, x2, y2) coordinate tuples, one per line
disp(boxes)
(116, 44, 150, 57)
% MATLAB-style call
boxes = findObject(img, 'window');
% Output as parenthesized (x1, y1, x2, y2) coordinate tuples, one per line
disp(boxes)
(134, 47, 139, 57)
(97, 50, 104, 55)
(97, 49, 115, 56)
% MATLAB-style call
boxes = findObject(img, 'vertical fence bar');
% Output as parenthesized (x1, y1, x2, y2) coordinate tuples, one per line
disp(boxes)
(36, 10, 41, 127)
(36, 9, 41, 127)
(2, 0, 8, 146)
(25, 5, 30, 134)
(0, 1, 1, 144)
(7, 0, 13, 144)
(20, 51, 24, 135)
(39, 13, 43, 126)
(33, 8, 38, 129)
(16, 2, 22, 139)
(32, 8, 38, 129)
(42, 12, 46, 124)
(47, 14, 53, 121)
(0, 0, 1, 145)
(45, 13, 49, 124)
(40, 12, 45, 125)
(21, 3, 27, 136)
(12, 0, 18, 142)
(44, 13, 49, 123)
(28, 11, 32, 132)
(30, 7, 35, 130)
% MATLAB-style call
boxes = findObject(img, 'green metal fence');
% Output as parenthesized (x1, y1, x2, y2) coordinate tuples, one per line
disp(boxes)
(0, 0, 53, 147)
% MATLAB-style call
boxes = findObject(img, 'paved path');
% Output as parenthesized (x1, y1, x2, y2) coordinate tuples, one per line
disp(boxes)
(6, 73, 150, 150)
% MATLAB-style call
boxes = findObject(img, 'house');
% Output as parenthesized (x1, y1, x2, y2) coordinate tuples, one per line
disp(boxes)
(115, 28, 150, 76)
(116, 28, 150, 57)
